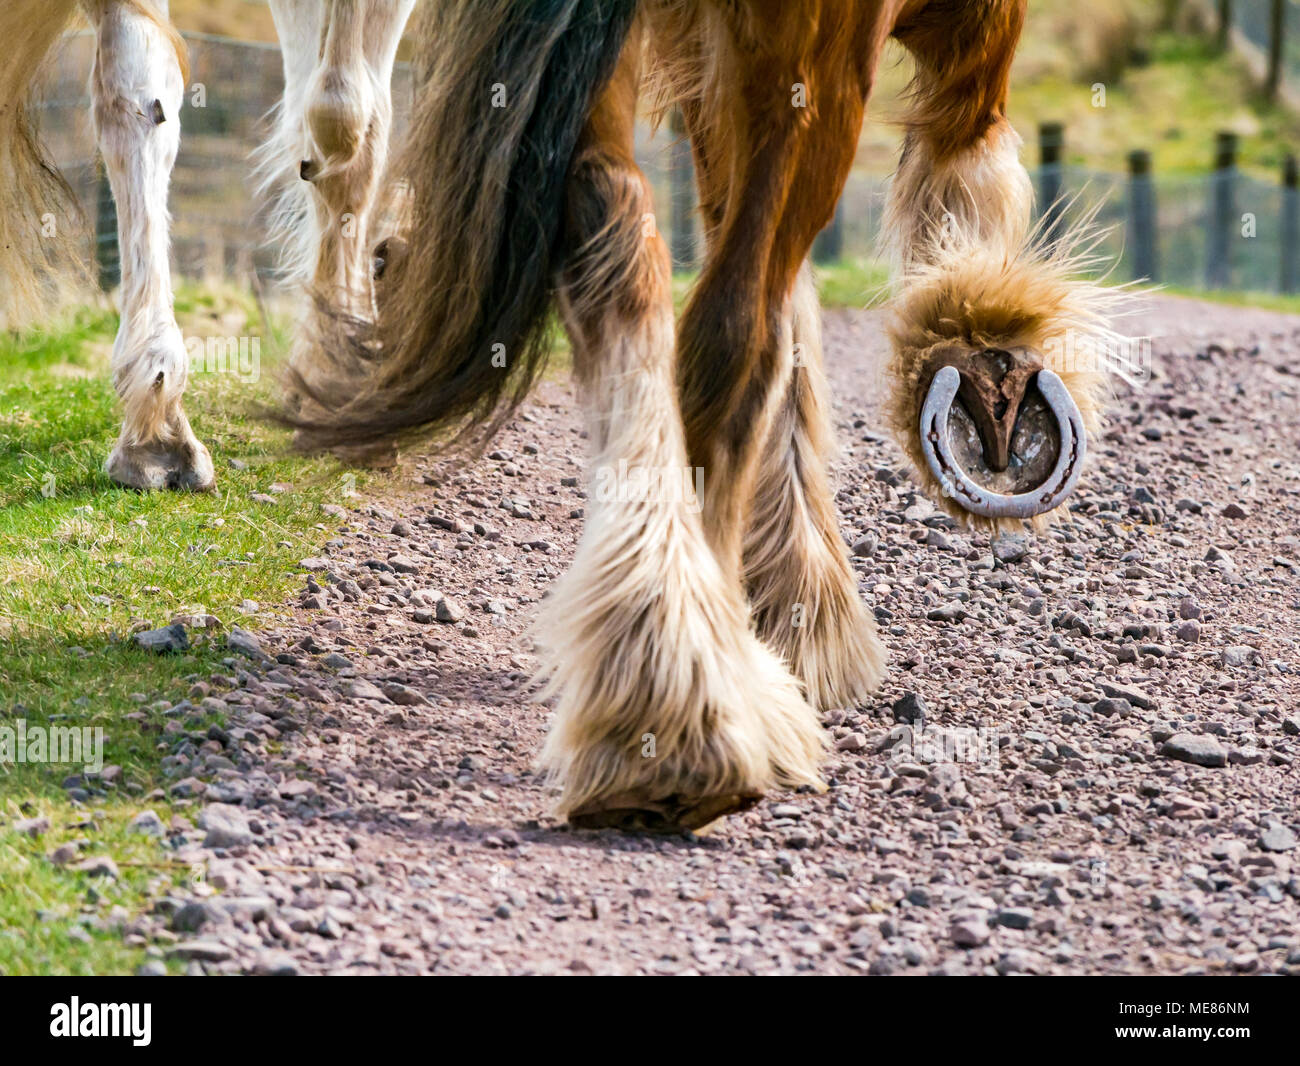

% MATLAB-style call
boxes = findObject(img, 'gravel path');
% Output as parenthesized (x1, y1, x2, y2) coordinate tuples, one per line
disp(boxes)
(139, 295, 1299, 976)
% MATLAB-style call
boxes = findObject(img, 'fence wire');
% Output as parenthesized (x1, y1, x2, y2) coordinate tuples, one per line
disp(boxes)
(32, 31, 1298, 296)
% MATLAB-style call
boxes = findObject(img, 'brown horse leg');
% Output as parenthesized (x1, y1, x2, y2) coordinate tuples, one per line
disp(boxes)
(672, 3, 889, 709)
(536, 44, 823, 832)
(883, 0, 1115, 530)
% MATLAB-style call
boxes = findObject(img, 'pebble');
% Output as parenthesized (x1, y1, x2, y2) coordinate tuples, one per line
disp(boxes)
(436, 596, 465, 623)
(1098, 682, 1156, 710)
(133, 623, 189, 654)
(199, 804, 252, 849)
(1259, 823, 1298, 853)
(227, 627, 267, 661)
(72, 856, 119, 878)
(892, 692, 928, 724)
(950, 919, 990, 948)
(1160, 733, 1228, 768)
(992, 534, 1029, 564)
(128, 810, 165, 837)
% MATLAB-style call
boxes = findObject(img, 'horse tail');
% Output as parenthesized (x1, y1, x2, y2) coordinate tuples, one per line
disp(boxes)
(283, 0, 641, 450)
(0, 0, 86, 329)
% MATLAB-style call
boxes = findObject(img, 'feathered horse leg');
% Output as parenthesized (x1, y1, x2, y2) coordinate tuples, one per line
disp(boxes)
(537, 44, 824, 832)
(883, 0, 1119, 531)
(657, 1, 891, 712)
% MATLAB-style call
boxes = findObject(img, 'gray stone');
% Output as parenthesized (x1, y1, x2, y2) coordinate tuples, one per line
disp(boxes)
(1160, 733, 1227, 768)
(199, 803, 252, 849)
(950, 918, 990, 947)
(892, 692, 929, 725)
(382, 682, 428, 706)
(133, 623, 189, 654)
(927, 601, 967, 623)
(1098, 681, 1156, 710)
(1259, 823, 1298, 853)
(342, 678, 388, 702)
(227, 626, 268, 661)
(993, 534, 1029, 564)
(436, 596, 465, 623)
(73, 855, 119, 878)
(995, 908, 1033, 930)
(1221, 646, 1260, 668)
(167, 941, 233, 963)
(128, 810, 166, 838)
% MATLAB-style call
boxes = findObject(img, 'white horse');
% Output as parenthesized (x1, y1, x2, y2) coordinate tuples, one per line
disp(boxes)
(0, 0, 416, 490)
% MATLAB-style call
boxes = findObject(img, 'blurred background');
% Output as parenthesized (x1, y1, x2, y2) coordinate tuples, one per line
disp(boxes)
(31, 0, 1300, 302)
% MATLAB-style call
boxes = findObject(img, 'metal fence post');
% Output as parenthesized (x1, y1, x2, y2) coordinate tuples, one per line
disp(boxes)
(1038, 121, 1065, 245)
(1282, 155, 1299, 294)
(813, 198, 844, 265)
(1206, 131, 1238, 289)
(1217, 0, 1233, 52)
(95, 166, 120, 292)
(1127, 149, 1157, 282)
(1266, 0, 1286, 102)
(668, 108, 695, 273)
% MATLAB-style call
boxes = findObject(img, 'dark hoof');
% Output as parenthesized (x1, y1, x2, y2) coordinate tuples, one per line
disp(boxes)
(569, 791, 762, 834)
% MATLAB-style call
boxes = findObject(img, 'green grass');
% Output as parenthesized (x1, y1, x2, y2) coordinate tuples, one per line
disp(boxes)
(1158, 284, 1300, 315)
(0, 283, 366, 975)
(849, 3, 1300, 180)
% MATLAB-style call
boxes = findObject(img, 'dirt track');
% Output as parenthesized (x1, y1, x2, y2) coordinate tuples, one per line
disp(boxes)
(138, 295, 1300, 975)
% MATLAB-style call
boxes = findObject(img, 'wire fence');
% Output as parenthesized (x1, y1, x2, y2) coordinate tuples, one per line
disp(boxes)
(32, 30, 1300, 298)
(1231, 0, 1300, 94)
(35, 30, 415, 290)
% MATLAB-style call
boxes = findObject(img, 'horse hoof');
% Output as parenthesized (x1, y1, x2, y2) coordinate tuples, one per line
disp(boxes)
(568, 791, 763, 834)
(918, 345, 1085, 520)
(106, 438, 217, 493)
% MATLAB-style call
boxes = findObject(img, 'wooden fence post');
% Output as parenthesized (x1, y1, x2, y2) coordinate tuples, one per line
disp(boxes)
(1127, 149, 1157, 282)
(668, 108, 695, 273)
(95, 167, 120, 292)
(1217, 0, 1233, 52)
(1038, 121, 1065, 245)
(1282, 154, 1299, 294)
(1266, 0, 1286, 103)
(1205, 131, 1238, 290)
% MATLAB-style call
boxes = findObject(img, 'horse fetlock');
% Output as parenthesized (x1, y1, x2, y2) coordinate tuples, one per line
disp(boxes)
(305, 69, 373, 169)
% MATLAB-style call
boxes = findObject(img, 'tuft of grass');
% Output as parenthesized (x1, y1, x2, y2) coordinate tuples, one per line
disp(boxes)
(0, 282, 369, 974)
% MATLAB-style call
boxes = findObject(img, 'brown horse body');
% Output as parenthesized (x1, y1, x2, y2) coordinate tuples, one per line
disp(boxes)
(291, 0, 1115, 830)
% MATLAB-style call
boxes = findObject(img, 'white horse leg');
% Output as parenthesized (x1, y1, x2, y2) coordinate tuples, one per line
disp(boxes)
(260, 0, 327, 291)
(265, 0, 413, 418)
(266, 0, 414, 309)
(304, 0, 415, 308)
(85, 0, 214, 491)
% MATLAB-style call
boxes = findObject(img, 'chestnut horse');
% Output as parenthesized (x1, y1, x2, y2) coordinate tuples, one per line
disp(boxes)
(286, 0, 1117, 832)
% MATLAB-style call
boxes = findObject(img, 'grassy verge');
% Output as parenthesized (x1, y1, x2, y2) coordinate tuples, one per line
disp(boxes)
(0, 283, 364, 974)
